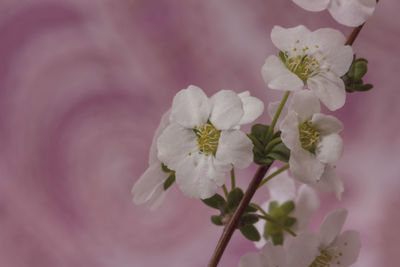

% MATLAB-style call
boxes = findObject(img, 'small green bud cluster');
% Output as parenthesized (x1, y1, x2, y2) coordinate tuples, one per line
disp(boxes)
(264, 201, 297, 245)
(342, 57, 373, 93)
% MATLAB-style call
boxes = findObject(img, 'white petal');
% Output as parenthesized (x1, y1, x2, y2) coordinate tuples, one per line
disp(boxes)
(316, 133, 344, 164)
(149, 110, 171, 165)
(292, 0, 330, 12)
(308, 28, 346, 53)
(329, 0, 377, 27)
(319, 208, 348, 246)
(131, 163, 168, 206)
(289, 148, 325, 183)
(266, 168, 296, 203)
(261, 55, 304, 91)
(330, 230, 361, 266)
(261, 243, 287, 267)
(292, 185, 320, 232)
(210, 90, 244, 130)
(170, 85, 211, 128)
(307, 73, 346, 111)
(238, 91, 264, 125)
(324, 45, 354, 76)
(316, 165, 344, 200)
(216, 130, 253, 169)
(311, 113, 343, 135)
(279, 111, 300, 150)
(285, 232, 320, 267)
(291, 90, 321, 122)
(271, 25, 311, 52)
(157, 123, 198, 170)
(175, 154, 220, 199)
(147, 185, 167, 211)
(268, 101, 288, 125)
(239, 252, 263, 267)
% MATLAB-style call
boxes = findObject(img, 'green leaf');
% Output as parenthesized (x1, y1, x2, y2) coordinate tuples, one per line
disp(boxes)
(271, 232, 284, 245)
(163, 173, 176, 190)
(240, 214, 259, 225)
(202, 194, 226, 209)
(281, 200, 295, 214)
(227, 188, 244, 211)
(268, 142, 290, 163)
(211, 215, 223, 226)
(244, 203, 258, 213)
(239, 224, 261, 241)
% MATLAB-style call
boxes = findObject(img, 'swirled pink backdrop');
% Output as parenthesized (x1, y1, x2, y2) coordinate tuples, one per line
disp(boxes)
(0, 0, 399, 266)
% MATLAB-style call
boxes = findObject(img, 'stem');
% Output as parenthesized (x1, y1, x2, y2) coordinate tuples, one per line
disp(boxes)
(230, 168, 236, 190)
(258, 164, 290, 189)
(222, 185, 229, 198)
(266, 91, 290, 140)
(251, 203, 269, 217)
(208, 165, 271, 267)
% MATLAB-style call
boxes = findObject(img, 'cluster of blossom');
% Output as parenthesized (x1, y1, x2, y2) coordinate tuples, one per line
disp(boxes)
(132, 1, 376, 266)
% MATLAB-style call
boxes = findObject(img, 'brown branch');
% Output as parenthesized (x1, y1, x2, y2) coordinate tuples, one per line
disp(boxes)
(208, 165, 271, 267)
(207, 2, 379, 265)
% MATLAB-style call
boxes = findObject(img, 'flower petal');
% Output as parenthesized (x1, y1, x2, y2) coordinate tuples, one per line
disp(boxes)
(289, 148, 325, 183)
(329, 0, 377, 27)
(324, 45, 354, 76)
(308, 28, 347, 53)
(210, 90, 244, 130)
(266, 168, 296, 203)
(319, 208, 348, 246)
(149, 110, 171, 165)
(146, 185, 167, 211)
(311, 113, 343, 135)
(268, 100, 288, 125)
(170, 85, 211, 128)
(285, 232, 320, 267)
(316, 165, 344, 200)
(157, 123, 198, 170)
(261, 243, 287, 267)
(175, 154, 220, 199)
(131, 163, 168, 207)
(307, 72, 346, 111)
(239, 252, 263, 267)
(291, 90, 321, 122)
(292, 184, 319, 232)
(316, 133, 344, 164)
(261, 55, 304, 91)
(292, 0, 330, 12)
(238, 91, 264, 125)
(216, 130, 253, 169)
(271, 25, 311, 52)
(280, 111, 300, 150)
(331, 230, 361, 266)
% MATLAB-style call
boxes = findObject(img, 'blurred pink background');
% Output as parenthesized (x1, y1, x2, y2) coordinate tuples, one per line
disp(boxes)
(0, 0, 399, 266)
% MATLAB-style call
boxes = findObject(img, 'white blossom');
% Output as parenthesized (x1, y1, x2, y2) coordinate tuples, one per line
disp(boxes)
(254, 168, 319, 248)
(157, 86, 264, 199)
(308, 209, 362, 267)
(262, 25, 353, 111)
(280, 90, 344, 184)
(292, 0, 376, 27)
(131, 111, 171, 210)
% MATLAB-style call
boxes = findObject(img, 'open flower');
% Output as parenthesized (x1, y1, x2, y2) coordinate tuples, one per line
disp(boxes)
(240, 232, 320, 267)
(131, 111, 172, 210)
(262, 25, 353, 111)
(316, 165, 344, 200)
(254, 168, 319, 248)
(309, 209, 362, 267)
(280, 90, 344, 183)
(157, 86, 264, 199)
(292, 0, 376, 27)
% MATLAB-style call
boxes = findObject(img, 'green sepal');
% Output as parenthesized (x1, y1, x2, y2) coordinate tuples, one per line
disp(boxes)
(240, 214, 259, 225)
(163, 173, 176, 190)
(161, 163, 172, 173)
(202, 193, 226, 210)
(279, 51, 286, 64)
(281, 200, 295, 214)
(227, 188, 244, 211)
(267, 142, 290, 163)
(239, 224, 261, 241)
(284, 217, 297, 228)
(211, 215, 223, 226)
(343, 57, 374, 93)
(271, 232, 284, 245)
(268, 201, 279, 213)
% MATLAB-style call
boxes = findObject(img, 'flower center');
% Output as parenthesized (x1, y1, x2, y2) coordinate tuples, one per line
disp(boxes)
(309, 248, 343, 267)
(196, 123, 221, 156)
(298, 120, 320, 154)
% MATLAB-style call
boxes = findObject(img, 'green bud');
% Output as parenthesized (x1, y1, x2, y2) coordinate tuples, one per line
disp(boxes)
(211, 215, 223, 226)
